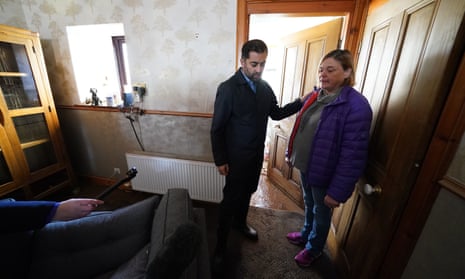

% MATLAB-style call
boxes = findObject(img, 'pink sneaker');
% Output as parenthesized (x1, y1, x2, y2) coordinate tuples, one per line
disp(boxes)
(286, 232, 305, 246)
(294, 249, 322, 267)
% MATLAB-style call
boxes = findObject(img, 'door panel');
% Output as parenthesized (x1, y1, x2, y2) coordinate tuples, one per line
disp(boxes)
(281, 46, 299, 105)
(267, 18, 343, 207)
(371, 4, 434, 170)
(329, 0, 465, 277)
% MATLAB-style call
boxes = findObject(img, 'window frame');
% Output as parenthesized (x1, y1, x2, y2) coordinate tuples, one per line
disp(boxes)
(112, 35, 128, 96)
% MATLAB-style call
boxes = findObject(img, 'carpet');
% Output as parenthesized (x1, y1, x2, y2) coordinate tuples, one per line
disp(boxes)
(201, 203, 340, 279)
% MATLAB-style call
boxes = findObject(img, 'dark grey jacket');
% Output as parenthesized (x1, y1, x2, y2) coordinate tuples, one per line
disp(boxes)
(211, 69, 302, 177)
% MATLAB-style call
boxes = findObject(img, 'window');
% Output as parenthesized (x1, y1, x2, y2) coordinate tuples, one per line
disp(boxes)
(67, 23, 132, 106)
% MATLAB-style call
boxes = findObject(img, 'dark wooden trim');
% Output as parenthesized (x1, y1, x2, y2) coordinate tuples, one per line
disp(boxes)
(236, 0, 370, 66)
(56, 104, 213, 118)
(440, 177, 465, 200)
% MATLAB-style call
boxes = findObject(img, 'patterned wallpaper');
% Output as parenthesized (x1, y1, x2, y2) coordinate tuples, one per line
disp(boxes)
(0, 0, 237, 113)
(0, 0, 236, 175)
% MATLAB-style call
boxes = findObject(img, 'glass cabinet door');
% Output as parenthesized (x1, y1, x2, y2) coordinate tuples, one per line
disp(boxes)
(0, 128, 18, 189)
(0, 148, 13, 185)
(0, 42, 41, 108)
(0, 40, 58, 175)
(13, 113, 57, 172)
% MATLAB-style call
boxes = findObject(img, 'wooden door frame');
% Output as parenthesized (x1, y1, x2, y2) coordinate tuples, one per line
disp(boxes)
(381, 22, 465, 277)
(236, 0, 370, 67)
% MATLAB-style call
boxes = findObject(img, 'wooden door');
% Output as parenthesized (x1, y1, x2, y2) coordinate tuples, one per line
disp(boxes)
(267, 18, 342, 207)
(328, 0, 465, 278)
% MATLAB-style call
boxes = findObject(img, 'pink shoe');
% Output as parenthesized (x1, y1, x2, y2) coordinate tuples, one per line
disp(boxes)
(294, 249, 322, 267)
(286, 232, 305, 246)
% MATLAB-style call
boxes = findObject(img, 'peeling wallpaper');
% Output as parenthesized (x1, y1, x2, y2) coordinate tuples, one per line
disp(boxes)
(0, 0, 237, 113)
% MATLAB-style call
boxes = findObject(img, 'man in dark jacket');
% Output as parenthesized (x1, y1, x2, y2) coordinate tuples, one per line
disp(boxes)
(210, 39, 307, 272)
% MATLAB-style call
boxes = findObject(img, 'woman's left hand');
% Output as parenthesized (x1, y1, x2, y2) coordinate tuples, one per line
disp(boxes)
(324, 195, 340, 208)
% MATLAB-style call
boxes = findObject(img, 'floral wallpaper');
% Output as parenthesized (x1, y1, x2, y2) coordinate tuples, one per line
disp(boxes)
(0, 0, 237, 113)
(0, 0, 237, 176)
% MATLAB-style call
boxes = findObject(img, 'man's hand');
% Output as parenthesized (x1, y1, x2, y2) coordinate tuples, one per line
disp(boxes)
(217, 164, 229, 176)
(285, 156, 293, 167)
(324, 195, 340, 209)
(53, 199, 104, 221)
(300, 91, 313, 102)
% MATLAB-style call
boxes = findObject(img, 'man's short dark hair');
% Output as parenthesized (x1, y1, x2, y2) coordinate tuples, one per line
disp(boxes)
(241, 39, 268, 59)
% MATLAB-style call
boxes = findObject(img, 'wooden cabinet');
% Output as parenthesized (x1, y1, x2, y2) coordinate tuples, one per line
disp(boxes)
(0, 24, 74, 199)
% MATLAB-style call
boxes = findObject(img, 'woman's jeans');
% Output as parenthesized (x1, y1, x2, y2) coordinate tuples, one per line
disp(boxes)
(300, 171, 333, 256)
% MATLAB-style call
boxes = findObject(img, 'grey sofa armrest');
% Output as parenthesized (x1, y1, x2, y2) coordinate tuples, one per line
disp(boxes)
(192, 208, 211, 279)
(146, 188, 204, 279)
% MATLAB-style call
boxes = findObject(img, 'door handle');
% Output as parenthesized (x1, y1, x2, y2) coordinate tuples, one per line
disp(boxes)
(364, 184, 382, 195)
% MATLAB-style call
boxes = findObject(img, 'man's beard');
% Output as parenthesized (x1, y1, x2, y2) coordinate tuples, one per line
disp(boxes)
(250, 73, 261, 81)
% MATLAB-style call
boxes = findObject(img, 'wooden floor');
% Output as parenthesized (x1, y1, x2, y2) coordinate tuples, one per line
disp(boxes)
(250, 175, 303, 214)
(50, 157, 304, 213)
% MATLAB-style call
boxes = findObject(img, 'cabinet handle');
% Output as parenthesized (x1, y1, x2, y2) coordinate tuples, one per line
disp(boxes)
(0, 109, 3, 126)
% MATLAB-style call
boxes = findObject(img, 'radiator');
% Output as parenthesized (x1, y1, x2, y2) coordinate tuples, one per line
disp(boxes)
(126, 152, 224, 203)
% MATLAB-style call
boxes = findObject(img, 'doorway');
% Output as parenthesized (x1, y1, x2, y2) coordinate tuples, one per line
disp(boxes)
(248, 14, 341, 94)
(247, 14, 347, 209)
(240, 0, 369, 211)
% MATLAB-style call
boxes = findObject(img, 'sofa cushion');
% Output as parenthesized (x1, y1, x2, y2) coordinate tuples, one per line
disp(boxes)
(191, 208, 211, 279)
(146, 221, 202, 278)
(107, 243, 150, 279)
(28, 196, 159, 279)
(146, 188, 201, 278)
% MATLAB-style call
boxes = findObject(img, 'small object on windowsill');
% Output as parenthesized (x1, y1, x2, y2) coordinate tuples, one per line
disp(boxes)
(106, 96, 113, 107)
(90, 88, 102, 106)
(123, 92, 133, 107)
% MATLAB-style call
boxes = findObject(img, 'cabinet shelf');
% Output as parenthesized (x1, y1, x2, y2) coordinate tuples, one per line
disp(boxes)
(0, 72, 27, 77)
(20, 138, 49, 149)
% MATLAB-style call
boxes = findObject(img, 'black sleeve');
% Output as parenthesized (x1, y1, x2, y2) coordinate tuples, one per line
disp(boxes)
(210, 82, 232, 166)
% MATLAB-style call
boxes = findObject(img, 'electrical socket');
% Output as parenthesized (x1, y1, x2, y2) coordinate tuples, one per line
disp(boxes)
(113, 168, 120, 175)
(133, 82, 146, 97)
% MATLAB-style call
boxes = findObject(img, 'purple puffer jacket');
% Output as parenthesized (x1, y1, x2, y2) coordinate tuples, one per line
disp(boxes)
(304, 86, 372, 203)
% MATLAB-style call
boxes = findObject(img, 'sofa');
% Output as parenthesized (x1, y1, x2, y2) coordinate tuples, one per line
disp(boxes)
(1, 188, 210, 279)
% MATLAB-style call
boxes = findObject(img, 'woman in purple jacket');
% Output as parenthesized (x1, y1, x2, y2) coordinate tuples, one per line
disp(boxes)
(286, 49, 372, 267)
